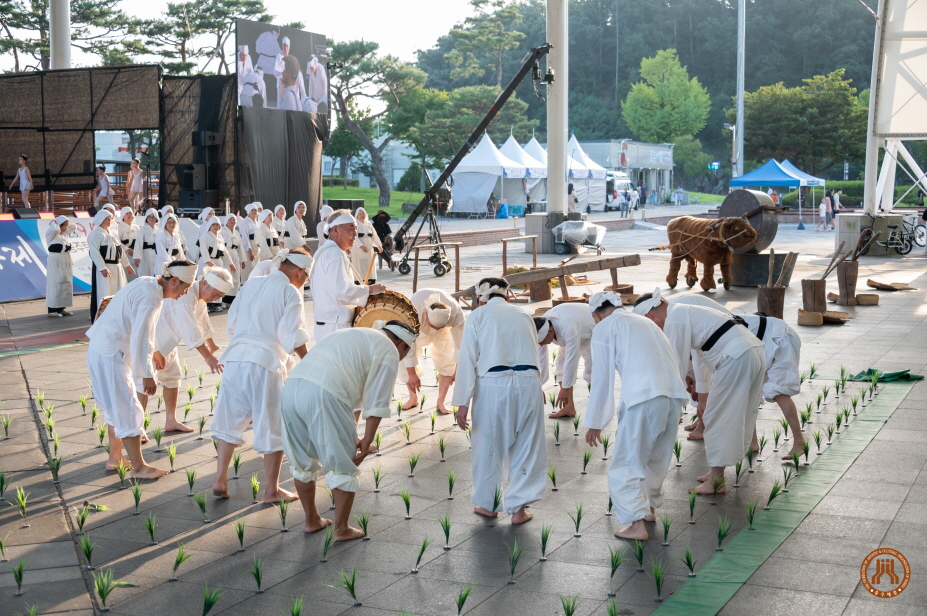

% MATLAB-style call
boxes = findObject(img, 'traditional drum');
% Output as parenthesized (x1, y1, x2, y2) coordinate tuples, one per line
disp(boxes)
(352, 290, 420, 333)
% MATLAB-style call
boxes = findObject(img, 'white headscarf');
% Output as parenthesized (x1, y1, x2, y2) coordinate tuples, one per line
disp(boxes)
(355, 207, 369, 223)
(259, 209, 274, 224)
(244, 203, 259, 216)
(160, 205, 174, 217)
(477, 280, 507, 303)
(47, 216, 71, 242)
(293, 200, 307, 212)
(203, 266, 233, 294)
(374, 320, 417, 348)
(197, 207, 215, 222)
(143, 208, 160, 224)
(319, 205, 333, 220)
(425, 293, 451, 329)
(224, 214, 237, 229)
(161, 262, 197, 283)
(274, 204, 286, 217)
(54, 215, 69, 227)
(199, 216, 221, 238)
(536, 319, 551, 343)
(253, 201, 264, 211)
(589, 291, 622, 313)
(632, 287, 665, 316)
(119, 206, 134, 222)
(93, 209, 113, 227)
(162, 213, 179, 233)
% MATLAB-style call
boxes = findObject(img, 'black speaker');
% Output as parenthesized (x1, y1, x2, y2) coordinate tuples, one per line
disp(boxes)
(177, 189, 220, 215)
(12, 207, 40, 219)
(192, 131, 223, 147)
(178, 164, 206, 191)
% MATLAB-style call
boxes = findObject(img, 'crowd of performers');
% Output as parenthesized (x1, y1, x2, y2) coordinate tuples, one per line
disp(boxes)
(71, 202, 802, 543)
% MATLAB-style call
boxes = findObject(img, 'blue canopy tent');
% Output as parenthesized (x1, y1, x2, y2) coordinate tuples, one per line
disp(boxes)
(729, 159, 803, 187)
(780, 160, 826, 187)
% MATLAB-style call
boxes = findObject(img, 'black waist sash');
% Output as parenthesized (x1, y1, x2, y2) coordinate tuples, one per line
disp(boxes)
(702, 316, 748, 352)
(48, 244, 70, 253)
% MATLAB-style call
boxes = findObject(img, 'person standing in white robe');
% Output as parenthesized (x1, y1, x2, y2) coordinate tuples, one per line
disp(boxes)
(256, 209, 279, 260)
(305, 55, 328, 104)
(85, 261, 196, 478)
(45, 216, 74, 317)
(196, 217, 226, 276)
(133, 208, 160, 277)
(219, 215, 241, 305)
(534, 302, 595, 418)
(584, 292, 688, 540)
(117, 208, 139, 279)
(274, 37, 306, 105)
(350, 207, 382, 284)
(281, 322, 416, 540)
(633, 288, 765, 494)
(453, 278, 547, 524)
(211, 248, 313, 503)
(283, 201, 310, 251)
(272, 204, 287, 236)
(237, 45, 254, 93)
(155, 214, 185, 275)
(309, 210, 385, 341)
(136, 268, 231, 432)
(88, 210, 135, 322)
(316, 204, 333, 249)
(237, 204, 261, 281)
(400, 288, 465, 413)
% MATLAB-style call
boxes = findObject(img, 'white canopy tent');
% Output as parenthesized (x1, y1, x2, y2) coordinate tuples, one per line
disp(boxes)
(500, 135, 547, 206)
(569, 135, 607, 212)
(523, 137, 550, 203)
(452, 136, 527, 214)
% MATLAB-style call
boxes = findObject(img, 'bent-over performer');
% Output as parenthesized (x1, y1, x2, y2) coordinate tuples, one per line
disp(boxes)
(534, 302, 595, 418)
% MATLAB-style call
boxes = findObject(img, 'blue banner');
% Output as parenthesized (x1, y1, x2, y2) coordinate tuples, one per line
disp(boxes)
(0, 219, 93, 303)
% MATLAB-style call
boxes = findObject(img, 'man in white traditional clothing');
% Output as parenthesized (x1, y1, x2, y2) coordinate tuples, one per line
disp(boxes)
(400, 288, 465, 414)
(309, 210, 385, 341)
(584, 292, 689, 540)
(85, 261, 196, 478)
(135, 267, 232, 433)
(281, 321, 416, 540)
(211, 248, 313, 502)
(237, 44, 254, 93)
(453, 278, 547, 524)
(633, 288, 765, 494)
(534, 302, 595, 418)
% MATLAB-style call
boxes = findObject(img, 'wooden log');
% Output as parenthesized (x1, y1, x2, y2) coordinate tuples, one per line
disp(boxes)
(757, 286, 785, 319)
(835, 261, 859, 306)
(801, 278, 827, 313)
(557, 275, 570, 300)
(609, 268, 619, 288)
(529, 280, 552, 301)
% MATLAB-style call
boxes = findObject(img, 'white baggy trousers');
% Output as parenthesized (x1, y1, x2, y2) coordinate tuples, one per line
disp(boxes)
(608, 396, 685, 525)
(470, 370, 547, 514)
(703, 345, 766, 468)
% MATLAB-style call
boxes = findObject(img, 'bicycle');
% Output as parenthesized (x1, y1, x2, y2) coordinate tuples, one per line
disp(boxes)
(858, 223, 914, 255)
(902, 216, 926, 247)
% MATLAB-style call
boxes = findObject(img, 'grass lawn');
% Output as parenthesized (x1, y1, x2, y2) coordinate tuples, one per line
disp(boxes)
(685, 191, 725, 205)
(322, 186, 424, 218)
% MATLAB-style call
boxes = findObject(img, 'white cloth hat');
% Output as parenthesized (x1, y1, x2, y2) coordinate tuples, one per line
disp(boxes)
(274, 204, 286, 215)
(425, 293, 451, 329)
(259, 209, 274, 224)
(119, 206, 134, 220)
(238, 44, 249, 55)
(589, 291, 622, 313)
(144, 207, 160, 221)
(477, 280, 507, 303)
(197, 207, 215, 222)
(54, 215, 69, 227)
(632, 287, 665, 316)
(92, 209, 113, 226)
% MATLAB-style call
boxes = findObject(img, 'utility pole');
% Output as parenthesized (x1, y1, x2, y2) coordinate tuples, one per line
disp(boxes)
(734, 0, 745, 178)
(49, 0, 71, 69)
(547, 0, 568, 213)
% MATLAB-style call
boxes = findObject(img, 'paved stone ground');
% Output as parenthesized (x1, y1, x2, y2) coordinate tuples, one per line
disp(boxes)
(0, 220, 925, 615)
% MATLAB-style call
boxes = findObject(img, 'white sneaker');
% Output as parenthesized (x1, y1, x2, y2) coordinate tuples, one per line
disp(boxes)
(47, 312, 63, 318)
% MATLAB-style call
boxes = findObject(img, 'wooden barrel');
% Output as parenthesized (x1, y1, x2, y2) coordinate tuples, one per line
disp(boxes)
(801, 279, 827, 313)
(836, 261, 859, 306)
(757, 286, 785, 319)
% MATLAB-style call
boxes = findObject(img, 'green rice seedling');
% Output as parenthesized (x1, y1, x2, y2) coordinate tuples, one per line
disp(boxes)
(491, 485, 503, 517)
(52, 433, 61, 458)
(85, 502, 109, 512)
(156, 392, 163, 413)
(372, 466, 383, 493)
(197, 415, 207, 439)
(0, 414, 11, 438)
(232, 452, 241, 479)
(197, 370, 205, 387)
(74, 506, 89, 535)
(568, 502, 584, 537)
(250, 473, 260, 503)
(559, 594, 579, 615)
(437, 433, 447, 461)
(11, 558, 26, 596)
(547, 466, 558, 491)
(802, 441, 811, 465)
(233, 517, 246, 552)
(186, 384, 196, 404)
(419, 394, 428, 412)
(606, 601, 619, 616)
(183, 403, 193, 422)
(439, 514, 452, 549)
(47, 456, 62, 483)
(289, 596, 304, 616)
(678, 544, 698, 577)
(14, 487, 29, 526)
(688, 490, 697, 523)
(79, 533, 98, 570)
(276, 498, 289, 531)
(247, 555, 264, 592)
(791, 450, 801, 476)
(734, 461, 743, 487)
(208, 394, 216, 415)
(772, 427, 782, 451)
(320, 526, 335, 562)
(167, 441, 177, 471)
(325, 486, 335, 510)
(601, 433, 612, 459)
(551, 420, 561, 446)
(429, 411, 437, 434)
(711, 473, 726, 496)
(103, 443, 110, 454)
(813, 429, 823, 454)
(821, 384, 830, 405)
(79, 394, 89, 415)
(194, 491, 210, 523)
(851, 395, 859, 415)
(843, 407, 852, 427)
(400, 489, 412, 519)
(651, 558, 666, 602)
(631, 539, 646, 572)
(92, 568, 131, 611)
(716, 516, 733, 551)
(185, 469, 197, 496)
(202, 583, 224, 615)
(826, 422, 836, 444)
(466, 426, 472, 446)
(757, 434, 768, 462)
(747, 500, 758, 530)
(214, 378, 222, 396)
(607, 544, 626, 596)
(114, 459, 129, 488)
(799, 372, 808, 385)
(354, 510, 371, 540)
(456, 585, 472, 615)
(547, 392, 556, 413)
(800, 409, 811, 430)
(572, 413, 583, 436)
(834, 411, 843, 434)
(170, 543, 192, 581)
(411, 537, 430, 573)
(144, 512, 158, 545)
(660, 513, 672, 546)
(840, 364, 848, 382)
(335, 567, 361, 606)
(582, 448, 593, 474)
(34, 391, 45, 408)
(782, 467, 794, 493)
(408, 452, 421, 477)
(673, 439, 682, 466)
(834, 379, 842, 398)
(400, 421, 412, 444)
(539, 523, 553, 561)
(182, 362, 189, 379)
(395, 400, 403, 420)
(809, 363, 818, 380)
(447, 469, 456, 499)
(746, 448, 755, 473)
(96, 423, 107, 447)
(0, 535, 11, 563)
(606, 496, 613, 516)
(42, 417, 55, 437)
(152, 426, 164, 451)
(779, 418, 790, 441)
(374, 430, 383, 457)
(0, 471, 7, 501)
(507, 540, 522, 583)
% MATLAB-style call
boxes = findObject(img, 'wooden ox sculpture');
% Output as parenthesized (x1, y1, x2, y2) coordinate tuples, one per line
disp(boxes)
(650, 216, 758, 291)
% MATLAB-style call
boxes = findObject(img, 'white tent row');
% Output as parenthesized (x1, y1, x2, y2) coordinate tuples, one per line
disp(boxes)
(568, 134, 607, 213)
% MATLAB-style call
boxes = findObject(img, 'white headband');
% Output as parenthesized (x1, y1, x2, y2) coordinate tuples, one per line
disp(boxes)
(328, 213, 356, 228)
(536, 320, 551, 343)
(374, 320, 417, 348)
(162, 263, 197, 283)
(589, 291, 622, 313)
(477, 281, 506, 303)
(276, 249, 313, 271)
(632, 287, 664, 316)
(425, 294, 452, 328)
(204, 271, 233, 294)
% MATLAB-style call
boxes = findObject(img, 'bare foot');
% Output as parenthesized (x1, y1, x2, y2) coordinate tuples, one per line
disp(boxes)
(164, 421, 194, 433)
(751, 438, 760, 452)
(511, 510, 533, 524)
(643, 507, 656, 522)
(684, 421, 698, 431)
(304, 517, 333, 533)
(697, 473, 711, 483)
(401, 397, 419, 411)
(615, 520, 648, 540)
(130, 465, 170, 480)
(548, 409, 576, 419)
(263, 488, 298, 504)
(687, 427, 704, 441)
(782, 444, 804, 460)
(335, 526, 366, 542)
(140, 433, 149, 444)
(689, 481, 726, 495)
(212, 479, 230, 499)
(436, 404, 453, 415)
(105, 457, 131, 471)
(473, 506, 499, 518)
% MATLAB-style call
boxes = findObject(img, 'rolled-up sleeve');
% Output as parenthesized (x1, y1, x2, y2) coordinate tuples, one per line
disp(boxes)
(277, 289, 311, 354)
(130, 295, 161, 380)
(584, 329, 616, 430)
(362, 344, 399, 419)
(170, 293, 206, 349)
(450, 318, 479, 407)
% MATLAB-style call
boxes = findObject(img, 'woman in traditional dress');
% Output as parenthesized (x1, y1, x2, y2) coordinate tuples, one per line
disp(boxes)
(88, 210, 134, 322)
(196, 216, 226, 276)
(117, 207, 139, 281)
(45, 215, 74, 317)
(272, 204, 287, 237)
(316, 204, 333, 249)
(256, 209, 279, 261)
(220, 215, 242, 306)
(155, 214, 185, 275)
(133, 208, 160, 276)
(351, 207, 382, 284)
(284, 201, 310, 251)
(238, 203, 261, 281)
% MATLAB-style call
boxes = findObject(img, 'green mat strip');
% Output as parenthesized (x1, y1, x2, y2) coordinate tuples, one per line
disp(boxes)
(0, 340, 87, 359)
(653, 382, 914, 615)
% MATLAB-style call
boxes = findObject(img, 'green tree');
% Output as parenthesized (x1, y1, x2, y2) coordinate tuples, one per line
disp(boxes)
(672, 134, 715, 191)
(142, 3, 210, 75)
(622, 49, 711, 143)
(329, 39, 427, 209)
(386, 87, 450, 171)
(396, 161, 424, 193)
(445, 0, 525, 87)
